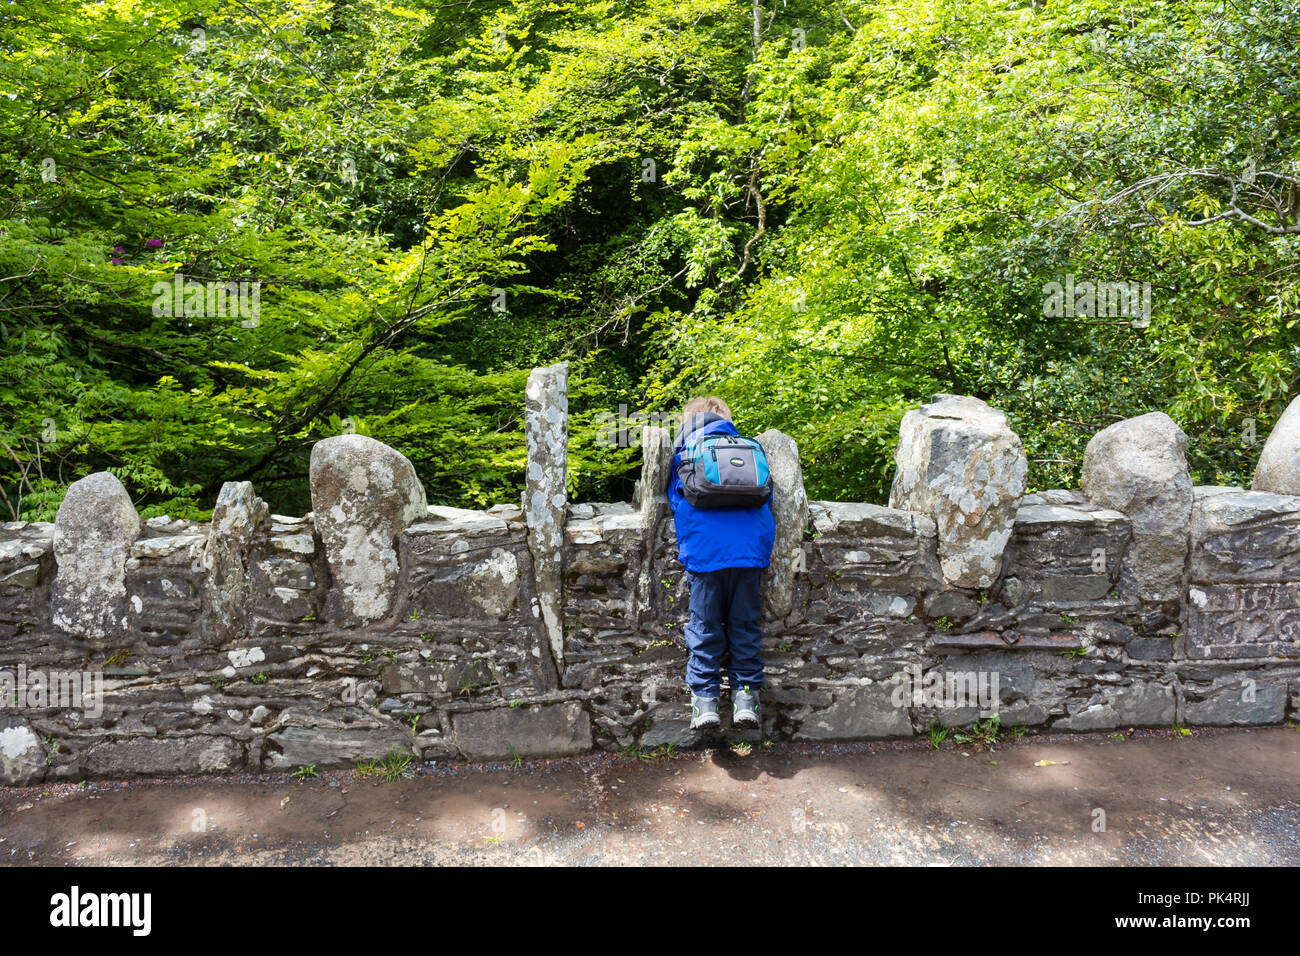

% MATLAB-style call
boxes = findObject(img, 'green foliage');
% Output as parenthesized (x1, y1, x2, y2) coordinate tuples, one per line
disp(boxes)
(2, 0, 1297, 518)
(952, 714, 1004, 751)
(645, 0, 1300, 497)
(355, 749, 414, 781)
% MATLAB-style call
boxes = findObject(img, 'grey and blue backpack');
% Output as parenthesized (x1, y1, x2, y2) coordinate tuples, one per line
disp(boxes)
(676, 433, 774, 509)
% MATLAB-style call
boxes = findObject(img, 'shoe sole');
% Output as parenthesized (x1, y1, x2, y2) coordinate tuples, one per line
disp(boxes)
(732, 712, 759, 728)
(690, 718, 721, 731)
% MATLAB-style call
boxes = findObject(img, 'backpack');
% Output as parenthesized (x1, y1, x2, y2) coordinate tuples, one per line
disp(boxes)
(676, 433, 774, 509)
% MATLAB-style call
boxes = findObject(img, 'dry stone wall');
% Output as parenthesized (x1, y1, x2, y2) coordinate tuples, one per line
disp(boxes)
(2, 375, 1299, 784)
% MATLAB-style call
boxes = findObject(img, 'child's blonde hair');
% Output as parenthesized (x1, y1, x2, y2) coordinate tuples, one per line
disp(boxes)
(682, 396, 733, 421)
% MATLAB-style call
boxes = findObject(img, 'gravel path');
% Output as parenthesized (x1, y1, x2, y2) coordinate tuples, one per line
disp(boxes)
(2, 726, 1298, 866)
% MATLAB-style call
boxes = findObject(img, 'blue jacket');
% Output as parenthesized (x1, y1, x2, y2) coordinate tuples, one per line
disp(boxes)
(666, 413, 776, 573)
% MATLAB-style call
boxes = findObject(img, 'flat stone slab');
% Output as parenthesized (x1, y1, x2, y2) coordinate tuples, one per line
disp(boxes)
(1192, 487, 1300, 530)
(411, 548, 521, 619)
(809, 501, 936, 538)
(84, 736, 244, 778)
(406, 507, 511, 537)
(1014, 503, 1128, 526)
(0, 535, 53, 565)
(1053, 681, 1176, 731)
(796, 683, 914, 740)
(264, 725, 413, 771)
(130, 534, 206, 560)
(1190, 487, 1300, 590)
(931, 631, 1084, 650)
(567, 502, 636, 519)
(452, 700, 592, 761)
(1021, 489, 1087, 506)
(1184, 681, 1288, 726)
(269, 533, 316, 555)
(1039, 573, 1115, 602)
(566, 508, 642, 544)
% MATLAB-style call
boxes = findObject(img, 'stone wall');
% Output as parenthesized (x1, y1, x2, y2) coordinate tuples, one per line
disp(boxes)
(2, 376, 1299, 784)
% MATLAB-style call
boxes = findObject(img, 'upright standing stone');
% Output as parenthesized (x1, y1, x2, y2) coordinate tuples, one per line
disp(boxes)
(524, 362, 568, 671)
(1081, 412, 1192, 613)
(889, 395, 1027, 589)
(635, 424, 673, 620)
(756, 429, 808, 620)
(635, 424, 673, 512)
(204, 481, 269, 640)
(309, 435, 427, 623)
(51, 471, 140, 639)
(1253, 395, 1300, 496)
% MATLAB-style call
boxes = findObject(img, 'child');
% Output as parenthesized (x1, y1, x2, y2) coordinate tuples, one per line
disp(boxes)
(666, 396, 776, 730)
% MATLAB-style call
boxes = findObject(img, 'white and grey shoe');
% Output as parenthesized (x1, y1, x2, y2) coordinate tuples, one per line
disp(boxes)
(732, 685, 760, 728)
(690, 694, 721, 730)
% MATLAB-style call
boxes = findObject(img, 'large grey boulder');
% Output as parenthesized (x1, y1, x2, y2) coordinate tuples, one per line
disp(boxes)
(203, 481, 269, 640)
(1253, 395, 1300, 496)
(1081, 412, 1192, 604)
(888, 395, 1027, 589)
(756, 429, 808, 620)
(309, 435, 427, 622)
(51, 471, 141, 639)
(523, 363, 568, 670)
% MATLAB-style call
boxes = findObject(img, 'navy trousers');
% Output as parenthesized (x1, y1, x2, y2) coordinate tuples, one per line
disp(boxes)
(684, 567, 765, 698)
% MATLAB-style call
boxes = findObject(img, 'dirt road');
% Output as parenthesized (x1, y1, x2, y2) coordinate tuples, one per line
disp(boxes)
(2, 727, 1298, 865)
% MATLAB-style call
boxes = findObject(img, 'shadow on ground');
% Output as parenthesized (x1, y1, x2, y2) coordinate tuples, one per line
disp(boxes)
(2, 727, 1298, 865)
